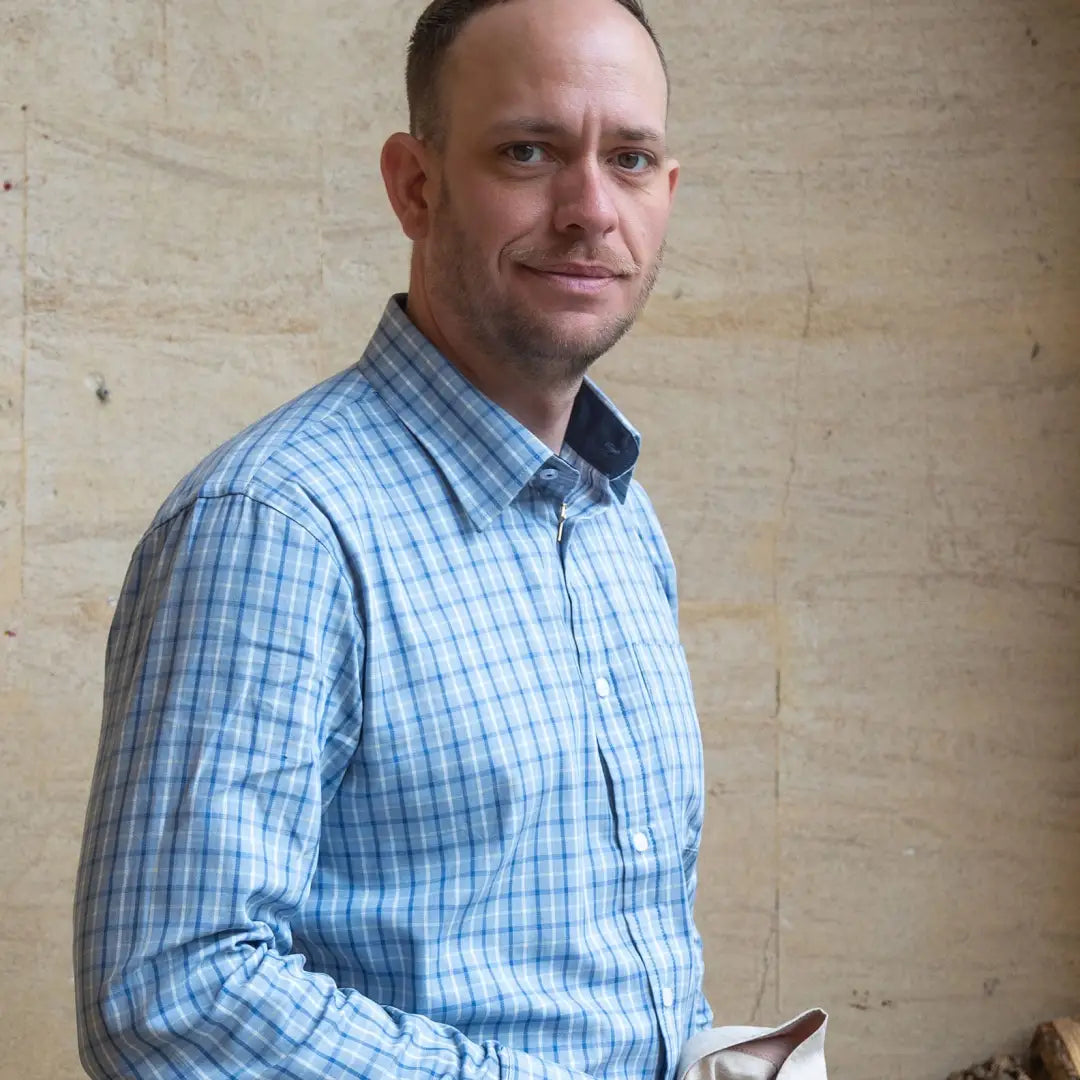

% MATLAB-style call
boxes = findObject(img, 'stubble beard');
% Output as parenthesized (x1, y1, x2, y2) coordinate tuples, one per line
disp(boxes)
(428, 189, 665, 389)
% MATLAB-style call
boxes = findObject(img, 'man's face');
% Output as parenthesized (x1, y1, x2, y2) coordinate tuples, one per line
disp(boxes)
(417, 0, 678, 385)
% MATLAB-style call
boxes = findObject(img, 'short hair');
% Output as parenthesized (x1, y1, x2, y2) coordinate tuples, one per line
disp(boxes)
(406, 0, 669, 147)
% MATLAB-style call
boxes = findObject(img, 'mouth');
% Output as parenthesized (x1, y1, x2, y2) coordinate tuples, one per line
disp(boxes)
(520, 263, 623, 295)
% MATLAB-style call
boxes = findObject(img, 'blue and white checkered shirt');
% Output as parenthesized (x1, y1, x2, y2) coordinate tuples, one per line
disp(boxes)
(75, 295, 712, 1080)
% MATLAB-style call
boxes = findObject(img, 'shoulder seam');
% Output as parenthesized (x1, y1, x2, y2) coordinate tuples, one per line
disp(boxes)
(141, 490, 356, 591)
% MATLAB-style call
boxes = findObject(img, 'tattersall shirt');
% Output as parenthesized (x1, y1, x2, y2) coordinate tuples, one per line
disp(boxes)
(75, 295, 712, 1080)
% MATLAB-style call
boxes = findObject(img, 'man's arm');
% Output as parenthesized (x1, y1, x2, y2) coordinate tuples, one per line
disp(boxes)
(74, 491, 593, 1080)
(629, 482, 713, 1040)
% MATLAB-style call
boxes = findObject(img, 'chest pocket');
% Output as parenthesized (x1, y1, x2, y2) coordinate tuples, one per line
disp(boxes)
(600, 638, 704, 868)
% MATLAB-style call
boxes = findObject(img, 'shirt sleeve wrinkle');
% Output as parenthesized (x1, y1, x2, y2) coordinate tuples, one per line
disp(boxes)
(683, 855, 713, 1039)
(74, 491, 597, 1080)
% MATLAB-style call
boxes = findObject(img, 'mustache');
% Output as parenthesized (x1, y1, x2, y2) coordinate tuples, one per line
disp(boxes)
(505, 245, 640, 277)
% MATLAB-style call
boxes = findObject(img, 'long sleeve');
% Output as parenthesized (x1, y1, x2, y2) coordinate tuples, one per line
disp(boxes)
(630, 484, 713, 1042)
(73, 491, 593, 1080)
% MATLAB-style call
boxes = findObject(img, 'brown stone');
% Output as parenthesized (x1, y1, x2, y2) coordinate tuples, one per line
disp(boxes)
(1031, 1019, 1080, 1080)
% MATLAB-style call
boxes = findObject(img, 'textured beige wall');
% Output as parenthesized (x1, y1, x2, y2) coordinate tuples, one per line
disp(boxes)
(1, 1, 1078, 1078)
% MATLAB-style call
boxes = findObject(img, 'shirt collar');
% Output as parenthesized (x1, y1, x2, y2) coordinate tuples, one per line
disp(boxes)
(360, 295, 641, 531)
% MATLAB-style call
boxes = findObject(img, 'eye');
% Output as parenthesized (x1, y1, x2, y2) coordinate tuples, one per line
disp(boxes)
(614, 151, 652, 173)
(505, 143, 548, 165)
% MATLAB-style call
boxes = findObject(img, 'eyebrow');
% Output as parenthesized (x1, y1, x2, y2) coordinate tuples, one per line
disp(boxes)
(486, 117, 667, 148)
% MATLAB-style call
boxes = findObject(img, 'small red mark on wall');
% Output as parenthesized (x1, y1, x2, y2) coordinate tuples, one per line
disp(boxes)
(2, 181, 12, 192)
(3, 629, 16, 638)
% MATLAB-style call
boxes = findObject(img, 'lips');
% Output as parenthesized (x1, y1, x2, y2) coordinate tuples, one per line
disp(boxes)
(520, 264, 620, 295)
(533, 263, 619, 279)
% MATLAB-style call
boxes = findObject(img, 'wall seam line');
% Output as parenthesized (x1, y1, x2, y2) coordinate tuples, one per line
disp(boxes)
(18, 105, 29, 605)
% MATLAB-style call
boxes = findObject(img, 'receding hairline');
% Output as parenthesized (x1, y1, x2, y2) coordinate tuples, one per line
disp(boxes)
(406, 0, 670, 146)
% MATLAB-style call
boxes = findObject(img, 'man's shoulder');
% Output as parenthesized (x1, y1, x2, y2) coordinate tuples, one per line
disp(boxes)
(623, 476, 665, 534)
(622, 475, 680, 602)
(149, 363, 385, 537)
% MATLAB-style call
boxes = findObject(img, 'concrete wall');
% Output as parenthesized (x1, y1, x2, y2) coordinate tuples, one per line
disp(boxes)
(1, 1, 1077, 1077)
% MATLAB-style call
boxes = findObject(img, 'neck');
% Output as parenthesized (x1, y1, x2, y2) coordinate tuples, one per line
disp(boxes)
(404, 284, 580, 456)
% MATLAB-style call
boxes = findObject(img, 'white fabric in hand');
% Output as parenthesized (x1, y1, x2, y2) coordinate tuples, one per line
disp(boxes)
(676, 1009, 828, 1080)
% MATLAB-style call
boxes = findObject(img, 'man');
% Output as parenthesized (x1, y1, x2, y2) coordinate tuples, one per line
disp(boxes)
(74, 1, 711, 1078)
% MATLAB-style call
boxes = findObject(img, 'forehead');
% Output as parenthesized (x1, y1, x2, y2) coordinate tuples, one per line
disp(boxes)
(442, 0, 669, 140)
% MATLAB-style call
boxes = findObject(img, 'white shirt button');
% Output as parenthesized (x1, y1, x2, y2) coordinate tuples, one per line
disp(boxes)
(631, 831, 650, 853)
(661, 987, 675, 1008)
(539, 468, 559, 481)
(595, 676, 611, 699)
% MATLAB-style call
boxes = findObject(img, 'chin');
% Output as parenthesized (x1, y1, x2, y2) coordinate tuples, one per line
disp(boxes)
(540, 313, 633, 361)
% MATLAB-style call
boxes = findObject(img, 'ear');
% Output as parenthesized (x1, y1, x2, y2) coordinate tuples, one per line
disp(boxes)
(665, 157, 680, 204)
(381, 133, 436, 241)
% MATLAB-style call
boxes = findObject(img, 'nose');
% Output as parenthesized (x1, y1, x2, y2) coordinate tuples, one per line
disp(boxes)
(551, 158, 619, 241)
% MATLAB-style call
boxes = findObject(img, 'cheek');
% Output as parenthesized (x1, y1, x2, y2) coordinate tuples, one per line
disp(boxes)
(629, 199, 671, 260)
(476, 178, 553, 236)
(613, 210, 649, 262)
